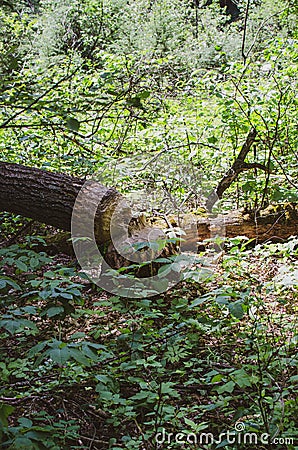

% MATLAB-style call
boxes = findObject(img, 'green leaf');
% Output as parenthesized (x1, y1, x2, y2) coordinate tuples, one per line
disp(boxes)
(80, 343, 99, 361)
(59, 292, 73, 300)
(215, 295, 230, 305)
(228, 301, 244, 319)
(154, 258, 171, 263)
(43, 271, 56, 278)
(127, 97, 142, 108)
(207, 135, 218, 144)
(12, 437, 35, 448)
(15, 260, 28, 272)
(0, 318, 38, 335)
(29, 280, 42, 287)
(130, 391, 157, 401)
(138, 90, 150, 99)
(47, 346, 70, 365)
(66, 117, 80, 131)
(0, 403, 15, 426)
(216, 381, 235, 394)
(190, 296, 210, 307)
(232, 369, 252, 388)
(46, 306, 64, 318)
(29, 257, 40, 269)
(211, 374, 224, 383)
(158, 264, 172, 276)
(0, 277, 21, 291)
(184, 418, 208, 432)
(69, 332, 86, 340)
(185, 268, 213, 283)
(216, 439, 230, 448)
(27, 341, 48, 358)
(68, 348, 91, 366)
(18, 417, 33, 428)
(160, 382, 180, 397)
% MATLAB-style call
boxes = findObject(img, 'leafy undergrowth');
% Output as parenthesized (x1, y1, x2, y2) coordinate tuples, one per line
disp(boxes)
(0, 237, 297, 450)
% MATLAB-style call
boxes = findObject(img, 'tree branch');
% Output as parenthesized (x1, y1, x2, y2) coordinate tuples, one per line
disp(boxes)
(206, 127, 263, 211)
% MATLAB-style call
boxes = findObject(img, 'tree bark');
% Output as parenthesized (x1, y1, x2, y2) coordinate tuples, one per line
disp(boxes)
(0, 161, 123, 245)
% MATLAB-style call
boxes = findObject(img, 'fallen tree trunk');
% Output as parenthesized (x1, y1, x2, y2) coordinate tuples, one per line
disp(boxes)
(0, 162, 297, 260)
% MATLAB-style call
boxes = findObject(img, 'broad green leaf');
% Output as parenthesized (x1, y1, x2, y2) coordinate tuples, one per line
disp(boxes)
(11, 437, 35, 448)
(29, 257, 40, 269)
(68, 348, 91, 366)
(232, 369, 252, 388)
(47, 346, 70, 365)
(0, 318, 38, 335)
(80, 343, 99, 361)
(15, 260, 28, 272)
(18, 417, 33, 428)
(0, 403, 14, 426)
(154, 258, 171, 263)
(43, 271, 56, 278)
(216, 439, 230, 448)
(138, 90, 150, 99)
(228, 301, 244, 319)
(211, 374, 224, 383)
(160, 382, 180, 397)
(190, 296, 209, 307)
(27, 341, 48, 358)
(158, 264, 172, 276)
(66, 117, 80, 131)
(216, 381, 235, 394)
(184, 418, 208, 432)
(46, 306, 64, 317)
(130, 391, 157, 402)
(207, 135, 218, 144)
(59, 292, 73, 300)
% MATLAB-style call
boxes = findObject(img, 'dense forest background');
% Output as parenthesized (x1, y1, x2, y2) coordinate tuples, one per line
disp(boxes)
(1, 0, 297, 208)
(0, 0, 297, 449)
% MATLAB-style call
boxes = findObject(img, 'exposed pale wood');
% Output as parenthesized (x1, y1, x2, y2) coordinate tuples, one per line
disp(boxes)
(182, 204, 298, 249)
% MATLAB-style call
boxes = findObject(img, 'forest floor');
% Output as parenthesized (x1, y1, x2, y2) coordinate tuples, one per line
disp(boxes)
(0, 235, 298, 449)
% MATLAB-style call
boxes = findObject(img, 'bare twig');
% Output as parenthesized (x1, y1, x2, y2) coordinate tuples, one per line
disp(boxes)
(241, 0, 251, 64)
